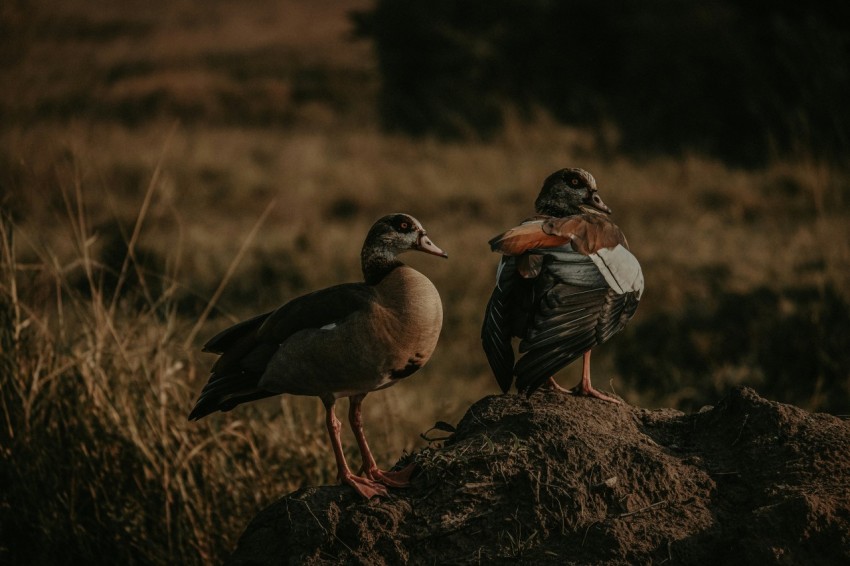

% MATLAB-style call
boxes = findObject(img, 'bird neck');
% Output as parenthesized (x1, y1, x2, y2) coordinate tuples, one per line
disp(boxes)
(361, 247, 403, 285)
(534, 198, 579, 218)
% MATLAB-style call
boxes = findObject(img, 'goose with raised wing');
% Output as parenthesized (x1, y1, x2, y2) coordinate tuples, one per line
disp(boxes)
(482, 168, 643, 403)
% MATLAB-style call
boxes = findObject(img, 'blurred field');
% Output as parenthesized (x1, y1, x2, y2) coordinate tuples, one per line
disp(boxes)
(2, 0, 849, 563)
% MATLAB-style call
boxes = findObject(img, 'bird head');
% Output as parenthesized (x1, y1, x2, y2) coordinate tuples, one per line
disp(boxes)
(534, 168, 612, 217)
(363, 213, 448, 261)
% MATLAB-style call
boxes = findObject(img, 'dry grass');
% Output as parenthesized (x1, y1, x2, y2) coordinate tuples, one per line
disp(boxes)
(0, 185, 342, 562)
(2, 0, 849, 563)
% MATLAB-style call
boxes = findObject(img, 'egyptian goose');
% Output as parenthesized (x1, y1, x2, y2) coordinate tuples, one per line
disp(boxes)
(189, 213, 447, 498)
(481, 168, 643, 403)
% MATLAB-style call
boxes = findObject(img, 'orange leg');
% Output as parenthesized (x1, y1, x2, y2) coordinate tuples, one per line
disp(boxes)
(349, 394, 416, 488)
(323, 398, 387, 499)
(549, 351, 621, 404)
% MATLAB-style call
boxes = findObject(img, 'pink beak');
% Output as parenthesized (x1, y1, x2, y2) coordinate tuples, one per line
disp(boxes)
(415, 233, 448, 258)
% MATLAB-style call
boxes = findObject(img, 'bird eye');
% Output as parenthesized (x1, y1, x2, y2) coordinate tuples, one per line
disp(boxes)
(571, 178, 579, 186)
(400, 222, 409, 229)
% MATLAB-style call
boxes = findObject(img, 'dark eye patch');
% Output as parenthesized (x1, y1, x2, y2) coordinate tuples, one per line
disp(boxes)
(392, 215, 414, 232)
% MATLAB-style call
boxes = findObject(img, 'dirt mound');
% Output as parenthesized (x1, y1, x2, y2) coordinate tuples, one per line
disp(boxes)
(226, 387, 850, 565)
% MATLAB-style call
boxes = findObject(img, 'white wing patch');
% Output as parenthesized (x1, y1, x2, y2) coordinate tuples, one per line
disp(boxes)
(590, 245, 644, 298)
(320, 322, 338, 330)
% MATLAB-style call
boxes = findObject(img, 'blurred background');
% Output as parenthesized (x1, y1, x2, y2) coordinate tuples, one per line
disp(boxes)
(2, 0, 849, 562)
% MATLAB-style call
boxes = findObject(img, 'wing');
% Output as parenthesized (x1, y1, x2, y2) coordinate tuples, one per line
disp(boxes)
(543, 215, 644, 298)
(482, 256, 519, 393)
(485, 213, 643, 395)
(488, 219, 569, 255)
(189, 283, 377, 420)
(202, 311, 272, 354)
(513, 241, 643, 395)
(256, 283, 377, 344)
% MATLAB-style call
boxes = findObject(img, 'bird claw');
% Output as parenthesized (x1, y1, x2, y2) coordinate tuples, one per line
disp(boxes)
(363, 462, 417, 488)
(569, 384, 622, 404)
(547, 377, 622, 404)
(341, 472, 389, 499)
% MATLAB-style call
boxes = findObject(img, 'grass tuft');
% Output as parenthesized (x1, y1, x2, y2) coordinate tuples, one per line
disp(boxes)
(0, 193, 333, 563)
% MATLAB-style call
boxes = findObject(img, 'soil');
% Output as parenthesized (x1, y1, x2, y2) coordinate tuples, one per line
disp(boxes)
(226, 387, 850, 565)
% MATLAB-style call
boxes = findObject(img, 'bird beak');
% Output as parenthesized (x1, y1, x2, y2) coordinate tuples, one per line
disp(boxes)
(581, 190, 612, 215)
(415, 232, 448, 258)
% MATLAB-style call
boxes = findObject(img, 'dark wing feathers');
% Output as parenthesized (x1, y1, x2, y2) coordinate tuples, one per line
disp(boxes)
(543, 251, 608, 288)
(203, 311, 271, 354)
(257, 283, 376, 343)
(189, 283, 376, 421)
(482, 215, 642, 395)
(515, 287, 636, 394)
(519, 306, 605, 354)
(482, 293, 515, 393)
(515, 333, 598, 391)
(481, 256, 518, 393)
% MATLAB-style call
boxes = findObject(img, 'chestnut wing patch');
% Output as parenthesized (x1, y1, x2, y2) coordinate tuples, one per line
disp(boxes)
(489, 220, 570, 256)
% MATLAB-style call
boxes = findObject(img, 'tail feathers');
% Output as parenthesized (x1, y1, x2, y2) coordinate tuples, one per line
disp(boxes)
(489, 221, 569, 256)
(218, 390, 277, 412)
(188, 397, 220, 422)
(187, 370, 273, 421)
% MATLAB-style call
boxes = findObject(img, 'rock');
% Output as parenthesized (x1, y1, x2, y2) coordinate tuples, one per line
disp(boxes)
(227, 387, 850, 565)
